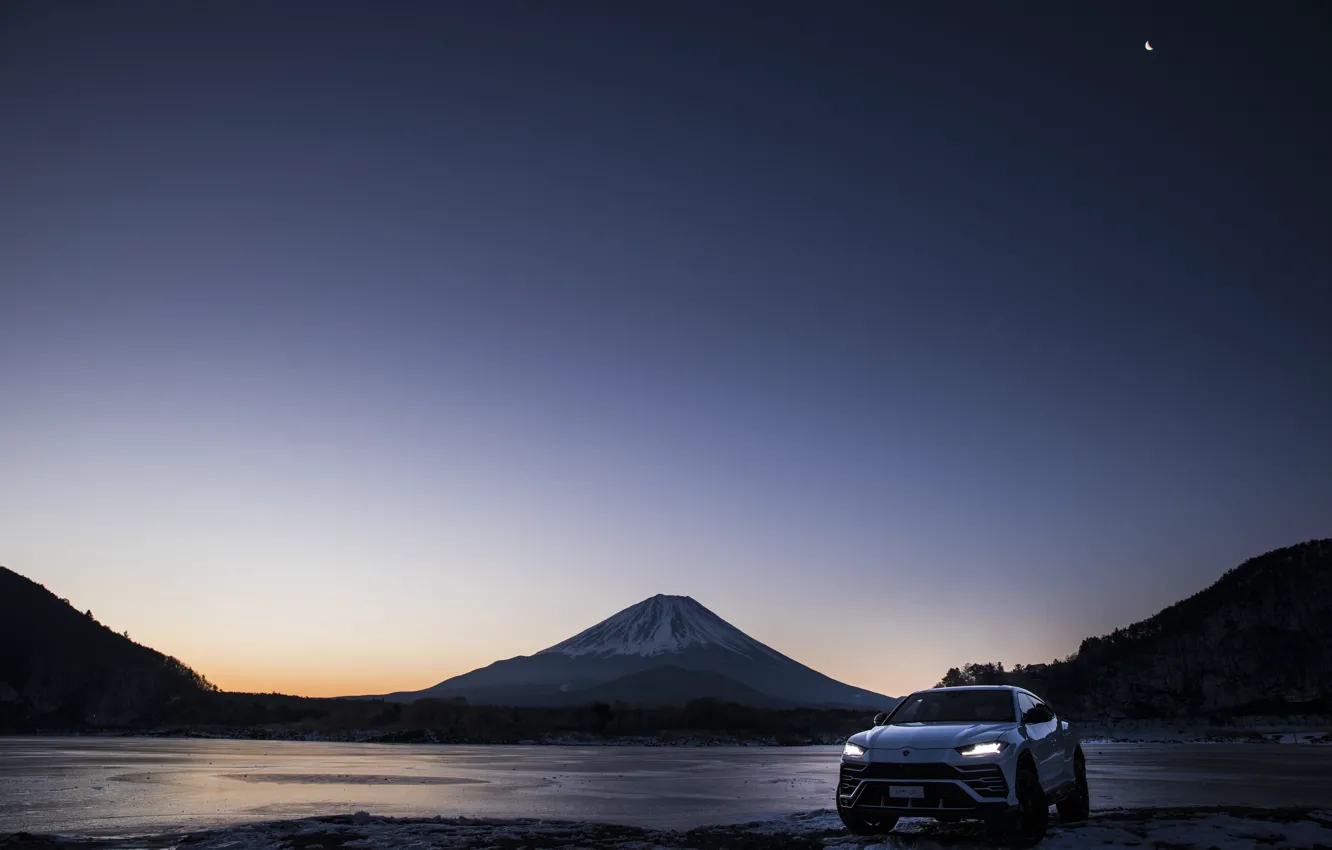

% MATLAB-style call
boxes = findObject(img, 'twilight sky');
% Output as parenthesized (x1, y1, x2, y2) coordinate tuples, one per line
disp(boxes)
(1, 1, 1328, 699)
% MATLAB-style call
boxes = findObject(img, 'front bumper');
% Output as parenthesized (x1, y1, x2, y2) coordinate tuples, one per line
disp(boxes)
(838, 758, 1014, 816)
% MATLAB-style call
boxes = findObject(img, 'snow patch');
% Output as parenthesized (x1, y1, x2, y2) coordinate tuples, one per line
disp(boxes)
(537, 594, 785, 659)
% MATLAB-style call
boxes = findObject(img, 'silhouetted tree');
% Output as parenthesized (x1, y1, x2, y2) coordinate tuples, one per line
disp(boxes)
(935, 662, 1008, 688)
(934, 540, 1332, 718)
(591, 701, 614, 732)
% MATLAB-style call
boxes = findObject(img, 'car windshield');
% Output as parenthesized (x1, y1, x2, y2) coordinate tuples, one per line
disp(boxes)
(888, 690, 1016, 723)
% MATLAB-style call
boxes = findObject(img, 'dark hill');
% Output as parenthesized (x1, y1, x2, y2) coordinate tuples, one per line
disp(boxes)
(558, 666, 789, 708)
(939, 540, 1332, 717)
(0, 566, 216, 732)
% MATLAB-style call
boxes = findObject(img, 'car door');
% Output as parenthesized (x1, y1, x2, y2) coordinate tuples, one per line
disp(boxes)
(1017, 693, 1060, 792)
(1042, 700, 1076, 787)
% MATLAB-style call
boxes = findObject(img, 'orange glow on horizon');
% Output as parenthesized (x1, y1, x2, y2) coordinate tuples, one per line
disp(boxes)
(202, 664, 463, 700)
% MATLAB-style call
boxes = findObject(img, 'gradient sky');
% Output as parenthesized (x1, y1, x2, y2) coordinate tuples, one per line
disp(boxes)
(2, 1, 1329, 699)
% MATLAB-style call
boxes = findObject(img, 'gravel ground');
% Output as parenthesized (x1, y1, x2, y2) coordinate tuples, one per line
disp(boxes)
(5, 807, 1332, 850)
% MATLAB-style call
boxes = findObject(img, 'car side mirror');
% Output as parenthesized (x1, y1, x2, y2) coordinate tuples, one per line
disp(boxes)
(872, 712, 888, 726)
(1022, 706, 1053, 725)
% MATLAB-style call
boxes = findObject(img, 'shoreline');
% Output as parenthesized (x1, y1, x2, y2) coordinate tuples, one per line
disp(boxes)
(3, 729, 847, 747)
(10, 724, 1331, 747)
(5, 807, 1332, 850)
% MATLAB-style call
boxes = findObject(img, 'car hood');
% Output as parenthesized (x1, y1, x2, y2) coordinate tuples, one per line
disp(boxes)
(853, 722, 1016, 750)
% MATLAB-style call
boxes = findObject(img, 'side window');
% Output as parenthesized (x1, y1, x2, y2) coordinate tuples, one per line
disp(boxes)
(1016, 693, 1035, 717)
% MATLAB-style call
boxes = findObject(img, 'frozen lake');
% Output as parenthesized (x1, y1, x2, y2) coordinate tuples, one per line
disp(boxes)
(2, 737, 1331, 837)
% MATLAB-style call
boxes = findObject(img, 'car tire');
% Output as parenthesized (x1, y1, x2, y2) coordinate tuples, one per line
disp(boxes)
(836, 800, 898, 835)
(1056, 750, 1090, 823)
(1003, 765, 1049, 848)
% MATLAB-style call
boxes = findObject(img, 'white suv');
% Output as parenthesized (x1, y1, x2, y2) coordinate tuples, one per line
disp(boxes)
(837, 686, 1089, 847)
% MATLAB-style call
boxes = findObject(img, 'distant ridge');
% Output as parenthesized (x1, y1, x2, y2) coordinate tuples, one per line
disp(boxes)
(558, 665, 787, 708)
(377, 594, 894, 709)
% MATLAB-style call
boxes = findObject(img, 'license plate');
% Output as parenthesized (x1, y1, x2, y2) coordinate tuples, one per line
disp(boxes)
(889, 785, 925, 799)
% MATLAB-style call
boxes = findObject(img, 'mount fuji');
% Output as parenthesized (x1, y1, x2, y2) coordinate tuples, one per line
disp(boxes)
(376, 594, 894, 709)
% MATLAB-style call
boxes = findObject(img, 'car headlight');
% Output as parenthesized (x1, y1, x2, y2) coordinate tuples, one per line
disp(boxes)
(957, 741, 1005, 757)
(843, 742, 867, 758)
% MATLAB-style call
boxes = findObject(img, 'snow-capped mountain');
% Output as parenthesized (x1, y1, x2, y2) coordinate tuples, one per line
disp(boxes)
(376, 594, 894, 709)
(539, 594, 784, 660)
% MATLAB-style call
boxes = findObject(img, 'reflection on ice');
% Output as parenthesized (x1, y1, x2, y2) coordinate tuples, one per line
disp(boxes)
(219, 773, 485, 785)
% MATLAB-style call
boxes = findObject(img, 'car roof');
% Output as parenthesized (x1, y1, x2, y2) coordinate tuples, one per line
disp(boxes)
(903, 685, 1042, 700)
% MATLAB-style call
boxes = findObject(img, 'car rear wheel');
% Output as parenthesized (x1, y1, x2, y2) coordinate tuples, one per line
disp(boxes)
(836, 800, 898, 835)
(1056, 750, 1090, 823)
(1003, 765, 1048, 848)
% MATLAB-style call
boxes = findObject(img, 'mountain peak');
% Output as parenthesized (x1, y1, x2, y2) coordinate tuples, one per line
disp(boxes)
(537, 594, 781, 659)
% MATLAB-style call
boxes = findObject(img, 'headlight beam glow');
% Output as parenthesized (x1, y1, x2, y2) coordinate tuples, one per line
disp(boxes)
(957, 741, 1005, 756)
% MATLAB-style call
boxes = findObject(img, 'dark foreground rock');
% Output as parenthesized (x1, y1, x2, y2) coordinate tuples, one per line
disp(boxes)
(5, 807, 1332, 850)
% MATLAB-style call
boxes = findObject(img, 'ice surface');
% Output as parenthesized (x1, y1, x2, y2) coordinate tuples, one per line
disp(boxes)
(1078, 721, 1332, 745)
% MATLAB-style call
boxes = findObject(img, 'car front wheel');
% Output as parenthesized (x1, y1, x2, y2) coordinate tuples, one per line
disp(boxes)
(1056, 750, 1090, 823)
(1003, 765, 1049, 848)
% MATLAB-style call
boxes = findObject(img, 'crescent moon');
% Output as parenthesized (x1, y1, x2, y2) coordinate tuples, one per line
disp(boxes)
(1145, 41, 1153, 50)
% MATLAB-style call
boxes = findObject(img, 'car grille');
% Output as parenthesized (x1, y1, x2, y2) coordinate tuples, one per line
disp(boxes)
(839, 762, 867, 795)
(852, 781, 980, 809)
(954, 764, 1007, 798)
(839, 761, 1008, 799)
(853, 762, 960, 780)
